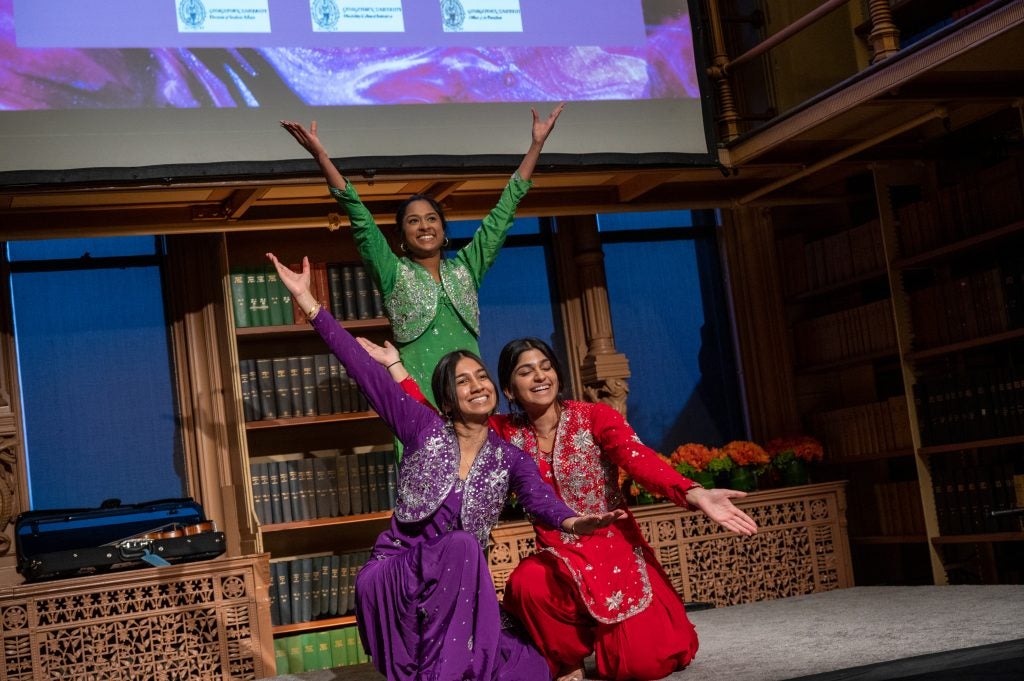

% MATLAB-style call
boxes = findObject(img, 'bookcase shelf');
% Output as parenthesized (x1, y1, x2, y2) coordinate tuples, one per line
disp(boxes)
(274, 614, 358, 636)
(223, 228, 397, 673)
(261, 510, 393, 533)
(245, 410, 380, 431)
(786, 268, 889, 304)
(851, 534, 929, 545)
(892, 215, 1024, 271)
(794, 349, 899, 375)
(237, 318, 390, 339)
(931, 532, 1024, 545)
(904, 327, 1024, 362)
(917, 434, 1024, 456)
(821, 447, 915, 464)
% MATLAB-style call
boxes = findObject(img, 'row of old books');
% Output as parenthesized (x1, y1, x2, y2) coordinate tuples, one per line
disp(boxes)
(269, 550, 370, 626)
(908, 266, 1017, 350)
(239, 354, 370, 422)
(806, 397, 913, 461)
(913, 366, 1024, 447)
(250, 447, 396, 525)
(896, 155, 1024, 258)
(872, 480, 927, 536)
(273, 626, 369, 674)
(776, 219, 886, 298)
(929, 449, 1023, 535)
(231, 261, 385, 329)
(792, 299, 897, 367)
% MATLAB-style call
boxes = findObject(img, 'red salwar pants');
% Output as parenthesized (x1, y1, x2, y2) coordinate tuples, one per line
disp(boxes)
(504, 549, 699, 680)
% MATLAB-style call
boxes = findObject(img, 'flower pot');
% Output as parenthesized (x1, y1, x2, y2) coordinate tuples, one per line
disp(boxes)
(692, 470, 716, 489)
(727, 466, 758, 492)
(778, 458, 809, 486)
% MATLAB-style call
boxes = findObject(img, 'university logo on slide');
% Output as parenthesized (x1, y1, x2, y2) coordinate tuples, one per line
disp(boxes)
(178, 0, 207, 28)
(312, 0, 341, 31)
(440, 0, 465, 31)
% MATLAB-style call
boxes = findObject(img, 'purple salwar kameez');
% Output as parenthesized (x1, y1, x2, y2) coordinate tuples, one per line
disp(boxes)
(309, 307, 572, 681)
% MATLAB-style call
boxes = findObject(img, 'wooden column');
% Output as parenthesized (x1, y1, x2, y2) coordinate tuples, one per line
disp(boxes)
(704, 0, 742, 143)
(718, 206, 800, 440)
(0, 252, 27, 585)
(552, 215, 631, 416)
(867, 0, 901, 63)
(165, 234, 258, 558)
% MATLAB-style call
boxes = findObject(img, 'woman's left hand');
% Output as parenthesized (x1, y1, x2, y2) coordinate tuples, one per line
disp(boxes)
(685, 487, 758, 536)
(562, 509, 627, 536)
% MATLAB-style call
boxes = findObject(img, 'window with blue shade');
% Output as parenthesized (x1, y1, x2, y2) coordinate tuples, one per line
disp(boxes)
(8, 236, 185, 510)
(598, 211, 744, 453)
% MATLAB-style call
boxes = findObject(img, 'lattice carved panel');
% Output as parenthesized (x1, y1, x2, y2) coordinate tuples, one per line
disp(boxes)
(0, 555, 272, 681)
(488, 482, 853, 607)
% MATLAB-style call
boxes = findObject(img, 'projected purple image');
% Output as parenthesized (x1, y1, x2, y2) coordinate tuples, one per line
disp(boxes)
(0, 0, 698, 110)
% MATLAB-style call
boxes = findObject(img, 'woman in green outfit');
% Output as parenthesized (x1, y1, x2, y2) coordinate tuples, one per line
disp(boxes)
(281, 103, 565, 405)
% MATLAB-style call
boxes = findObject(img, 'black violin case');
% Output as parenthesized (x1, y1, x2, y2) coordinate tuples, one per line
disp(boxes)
(14, 497, 225, 582)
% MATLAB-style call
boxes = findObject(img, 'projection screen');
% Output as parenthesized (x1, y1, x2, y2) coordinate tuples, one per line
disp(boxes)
(0, 0, 716, 184)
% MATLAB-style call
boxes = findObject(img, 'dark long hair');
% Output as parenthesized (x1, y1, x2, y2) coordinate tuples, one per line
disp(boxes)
(497, 337, 567, 420)
(432, 349, 496, 422)
(395, 194, 448, 245)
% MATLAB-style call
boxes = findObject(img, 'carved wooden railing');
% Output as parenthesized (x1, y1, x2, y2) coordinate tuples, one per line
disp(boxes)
(0, 554, 273, 680)
(489, 481, 853, 607)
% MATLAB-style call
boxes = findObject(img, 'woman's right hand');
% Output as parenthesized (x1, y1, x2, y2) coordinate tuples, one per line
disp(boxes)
(266, 253, 319, 316)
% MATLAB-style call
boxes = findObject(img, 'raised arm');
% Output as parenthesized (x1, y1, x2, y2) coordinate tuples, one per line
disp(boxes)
(280, 120, 347, 192)
(266, 253, 436, 445)
(515, 102, 565, 181)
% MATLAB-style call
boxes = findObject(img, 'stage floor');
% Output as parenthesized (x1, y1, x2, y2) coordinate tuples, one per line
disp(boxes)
(259, 585, 1024, 681)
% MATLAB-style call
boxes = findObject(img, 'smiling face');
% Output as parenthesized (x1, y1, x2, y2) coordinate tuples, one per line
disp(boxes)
(452, 356, 497, 421)
(399, 198, 445, 258)
(505, 348, 560, 413)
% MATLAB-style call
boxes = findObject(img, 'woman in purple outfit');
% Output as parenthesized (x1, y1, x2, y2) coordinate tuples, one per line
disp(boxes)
(267, 253, 623, 681)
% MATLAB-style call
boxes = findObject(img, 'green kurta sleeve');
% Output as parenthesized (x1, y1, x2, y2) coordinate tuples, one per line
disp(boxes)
(329, 183, 398, 296)
(455, 173, 532, 285)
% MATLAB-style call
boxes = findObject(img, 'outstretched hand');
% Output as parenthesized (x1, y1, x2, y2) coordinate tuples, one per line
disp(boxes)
(532, 102, 565, 146)
(563, 508, 627, 536)
(280, 120, 327, 158)
(266, 253, 310, 299)
(685, 487, 758, 536)
(356, 337, 400, 367)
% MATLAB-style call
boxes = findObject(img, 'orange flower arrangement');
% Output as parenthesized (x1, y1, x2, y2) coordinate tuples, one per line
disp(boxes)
(670, 443, 716, 473)
(721, 440, 771, 468)
(765, 435, 824, 463)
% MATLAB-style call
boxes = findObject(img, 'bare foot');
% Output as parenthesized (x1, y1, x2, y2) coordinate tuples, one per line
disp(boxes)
(557, 666, 585, 681)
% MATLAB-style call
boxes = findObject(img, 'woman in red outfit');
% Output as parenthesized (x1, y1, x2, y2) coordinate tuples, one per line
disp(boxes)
(358, 336, 758, 681)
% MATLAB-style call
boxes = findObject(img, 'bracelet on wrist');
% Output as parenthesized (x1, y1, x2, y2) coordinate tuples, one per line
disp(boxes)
(304, 301, 322, 321)
(386, 360, 402, 370)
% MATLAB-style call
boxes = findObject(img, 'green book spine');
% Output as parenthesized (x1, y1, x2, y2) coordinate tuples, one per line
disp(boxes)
(316, 630, 333, 671)
(251, 269, 270, 326)
(330, 626, 349, 667)
(299, 632, 319, 672)
(273, 637, 290, 674)
(230, 268, 250, 328)
(265, 265, 286, 326)
(344, 627, 359, 667)
(285, 634, 304, 673)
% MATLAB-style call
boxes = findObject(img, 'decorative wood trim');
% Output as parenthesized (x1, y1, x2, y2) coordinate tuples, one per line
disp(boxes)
(0, 554, 274, 679)
(552, 215, 631, 416)
(0, 252, 26, 577)
(724, 1, 1024, 165)
(165, 234, 258, 558)
(718, 206, 800, 440)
